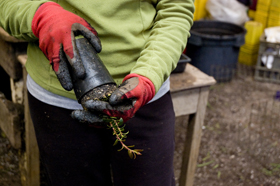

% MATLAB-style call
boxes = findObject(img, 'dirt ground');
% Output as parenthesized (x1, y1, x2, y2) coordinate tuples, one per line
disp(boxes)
(174, 67, 280, 186)
(0, 66, 280, 186)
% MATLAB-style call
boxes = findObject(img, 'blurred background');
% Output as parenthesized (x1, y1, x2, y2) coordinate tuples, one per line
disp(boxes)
(0, 0, 280, 186)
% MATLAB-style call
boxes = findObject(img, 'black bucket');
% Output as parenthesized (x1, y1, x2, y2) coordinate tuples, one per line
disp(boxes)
(186, 20, 246, 82)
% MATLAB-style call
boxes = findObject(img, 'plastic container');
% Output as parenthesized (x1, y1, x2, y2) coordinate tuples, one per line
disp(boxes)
(257, 3, 269, 12)
(254, 34, 280, 83)
(193, 0, 208, 21)
(257, 3, 270, 12)
(241, 43, 260, 52)
(244, 21, 263, 45)
(172, 54, 191, 73)
(268, 8, 280, 27)
(270, 6, 280, 12)
(248, 10, 256, 19)
(257, 0, 272, 6)
(254, 14, 268, 29)
(72, 38, 116, 102)
(271, 0, 280, 7)
(238, 51, 259, 66)
(186, 20, 246, 82)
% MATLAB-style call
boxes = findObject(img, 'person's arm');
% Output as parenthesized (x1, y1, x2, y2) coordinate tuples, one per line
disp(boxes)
(0, 1, 101, 91)
(0, 0, 48, 41)
(132, 0, 194, 92)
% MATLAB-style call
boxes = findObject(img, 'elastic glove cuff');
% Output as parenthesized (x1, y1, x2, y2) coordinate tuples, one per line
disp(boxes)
(123, 73, 156, 105)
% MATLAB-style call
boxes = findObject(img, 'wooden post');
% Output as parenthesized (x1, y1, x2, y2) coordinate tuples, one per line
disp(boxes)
(17, 55, 40, 186)
(0, 93, 23, 149)
(0, 35, 27, 80)
(178, 87, 210, 186)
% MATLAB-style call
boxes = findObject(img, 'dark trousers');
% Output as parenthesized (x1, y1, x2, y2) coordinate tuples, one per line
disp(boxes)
(28, 91, 175, 186)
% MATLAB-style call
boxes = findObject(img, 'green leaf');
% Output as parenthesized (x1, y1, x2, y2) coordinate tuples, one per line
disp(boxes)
(202, 152, 211, 161)
(113, 139, 118, 146)
(134, 149, 144, 153)
(197, 160, 214, 168)
(212, 164, 219, 169)
(128, 151, 133, 159)
(118, 146, 124, 151)
(262, 168, 273, 176)
(119, 118, 124, 126)
(217, 171, 221, 179)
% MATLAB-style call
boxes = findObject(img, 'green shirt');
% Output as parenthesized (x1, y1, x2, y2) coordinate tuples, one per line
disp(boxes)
(0, 0, 194, 100)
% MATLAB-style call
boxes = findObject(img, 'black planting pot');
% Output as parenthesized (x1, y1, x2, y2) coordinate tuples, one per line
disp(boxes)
(72, 38, 116, 102)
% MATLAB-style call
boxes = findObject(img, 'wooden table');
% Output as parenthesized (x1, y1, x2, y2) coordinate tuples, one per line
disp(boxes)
(0, 28, 216, 186)
(170, 64, 216, 186)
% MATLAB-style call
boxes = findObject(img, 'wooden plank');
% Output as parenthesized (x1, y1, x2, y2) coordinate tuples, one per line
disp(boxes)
(0, 92, 23, 149)
(0, 36, 27, 79)
(170, 64, 216, 93)
(20, 67, 40, 186)
(17, 54, 28, 66)
(0, 37, 22, 79)
(171, 89, 199, 117)
(179, 86, 210, 186)
(10, 78, 24, 104)
(0, 27, 25, 43)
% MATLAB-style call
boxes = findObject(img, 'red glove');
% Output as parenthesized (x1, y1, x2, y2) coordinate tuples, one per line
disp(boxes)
(32, 2, 101, 91)
(81, 74, 156, 122)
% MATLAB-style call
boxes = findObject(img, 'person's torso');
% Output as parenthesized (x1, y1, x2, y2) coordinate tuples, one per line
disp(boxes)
(26, 0, 159, 100)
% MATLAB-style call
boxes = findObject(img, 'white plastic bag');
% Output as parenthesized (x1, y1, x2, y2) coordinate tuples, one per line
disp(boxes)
(206, 0, 250, 25)
(264, 26, 280, 43)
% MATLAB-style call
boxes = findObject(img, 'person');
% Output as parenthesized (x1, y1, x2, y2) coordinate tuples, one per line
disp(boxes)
(0, 1, 194, 186)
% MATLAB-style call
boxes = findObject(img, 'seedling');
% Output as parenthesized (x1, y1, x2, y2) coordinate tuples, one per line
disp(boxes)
(81, 84, 143, 159)
(103, 116, 143, 159)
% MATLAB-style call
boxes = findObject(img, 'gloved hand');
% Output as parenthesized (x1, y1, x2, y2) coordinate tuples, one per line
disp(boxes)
(32, 2, 101, 91)
(71, 110, 105, 128)
(79, 74, 156, 123)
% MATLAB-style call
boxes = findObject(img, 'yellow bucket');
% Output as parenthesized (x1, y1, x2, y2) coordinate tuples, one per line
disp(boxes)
(257, 0, 272, 6)
(248, 10, 256, 19)
(238, 51, 259, 66)
(270, 6, 280, 12)
(254, 14, 268, 28)
(240, 44, 260, 54)
(271, 0, 280, 8)
(244, 21, 263, 45)
(193, 0, 208, 21)
(257, 3, 270, 12)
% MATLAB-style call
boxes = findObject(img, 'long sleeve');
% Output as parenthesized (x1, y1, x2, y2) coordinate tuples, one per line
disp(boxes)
(131, 0, 194, 92)
(0, 0, 49, 41)
(0, 0, 195, 100)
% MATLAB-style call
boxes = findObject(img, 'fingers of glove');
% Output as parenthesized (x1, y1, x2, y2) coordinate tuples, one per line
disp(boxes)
(54, 65, 73, 91)
(109, 77, 139, 105)
(72, 23, 102, 53)
(84, 100, 133, 113)
(51, 49, 73, 91)
(83, 100, 113, 112)
(108, 89, 126, 105)
(63, 35, 86, 79)
(71, 110, 103, 123)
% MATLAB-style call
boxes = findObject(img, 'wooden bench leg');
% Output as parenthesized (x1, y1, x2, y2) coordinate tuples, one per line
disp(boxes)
(179, 87, 210, 186)
(20, 68, 40, 186)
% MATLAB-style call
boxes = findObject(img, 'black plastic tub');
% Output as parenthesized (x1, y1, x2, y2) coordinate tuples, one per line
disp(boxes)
(186, 20, 246, 82)
(172, 54, 191, 73)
